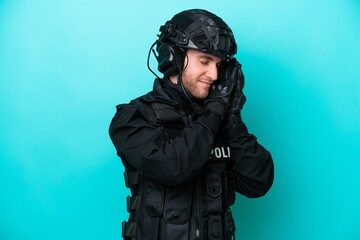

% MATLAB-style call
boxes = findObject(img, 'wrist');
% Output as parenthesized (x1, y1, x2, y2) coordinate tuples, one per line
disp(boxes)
(223, 112, 243, 129)
(225, 119, 249, 142)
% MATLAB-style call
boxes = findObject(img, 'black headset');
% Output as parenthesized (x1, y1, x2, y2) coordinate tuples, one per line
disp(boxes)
(155, 22, 186, 77)
(156, 42, 184, 76)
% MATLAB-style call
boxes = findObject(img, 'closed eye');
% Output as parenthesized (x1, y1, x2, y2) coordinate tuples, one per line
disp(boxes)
(200, 60, 210, 65)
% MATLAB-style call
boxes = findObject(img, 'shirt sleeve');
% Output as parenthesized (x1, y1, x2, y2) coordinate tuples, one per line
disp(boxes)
(226, 122, 274, 198)
(109, 104, 223, 185)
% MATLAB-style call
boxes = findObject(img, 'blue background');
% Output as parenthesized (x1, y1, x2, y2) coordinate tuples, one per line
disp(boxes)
(1, 0, 359, 239)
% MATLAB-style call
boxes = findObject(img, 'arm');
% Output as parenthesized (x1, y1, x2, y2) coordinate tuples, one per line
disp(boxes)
(110, 68, 235, 185)
(220, 59, 274, 197)
(227, 120, 274, 198)
(109, 103, 222, 185)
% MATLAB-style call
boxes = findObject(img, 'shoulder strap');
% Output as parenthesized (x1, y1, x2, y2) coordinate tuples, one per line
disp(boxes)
(130, 98, 159, 126)
(131, 97, 187, 127)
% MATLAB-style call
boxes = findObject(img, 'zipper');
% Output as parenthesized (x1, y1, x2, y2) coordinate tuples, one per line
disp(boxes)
(195, 177, 201, 239)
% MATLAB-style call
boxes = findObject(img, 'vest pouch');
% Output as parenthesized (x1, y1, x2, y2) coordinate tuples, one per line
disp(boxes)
(207, 172, 223, 214)
(224, 171, 236, 206)
(207, 173, 224, 239)
(142, 179, 165, 240)
(145, 179, 165, 217)
(163, 183, 194, 224)
(207, 173, 222, 198)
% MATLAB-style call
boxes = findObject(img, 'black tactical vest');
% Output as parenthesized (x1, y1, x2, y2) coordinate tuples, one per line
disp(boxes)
(121, 97, 236, 240)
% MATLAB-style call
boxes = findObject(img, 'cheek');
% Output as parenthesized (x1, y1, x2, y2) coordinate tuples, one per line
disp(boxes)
(181, 69, 194, 85)
(182, 66, 202, 80)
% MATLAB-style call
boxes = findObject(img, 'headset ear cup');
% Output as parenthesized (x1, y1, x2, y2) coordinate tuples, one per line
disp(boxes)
(157, 43, 183, 76)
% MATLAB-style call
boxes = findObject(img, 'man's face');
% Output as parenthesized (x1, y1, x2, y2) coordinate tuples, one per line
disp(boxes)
(181, 49, 222, 99)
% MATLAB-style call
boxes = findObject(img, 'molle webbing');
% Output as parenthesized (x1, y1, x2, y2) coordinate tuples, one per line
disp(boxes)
(122, 171, 141, 239)
(124, 171, 141, 188)
(122, 221, 137, 239)
(126, 195, 141, 213)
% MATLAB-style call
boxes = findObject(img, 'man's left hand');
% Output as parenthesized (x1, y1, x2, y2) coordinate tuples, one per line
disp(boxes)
(223, 59, 246, 128)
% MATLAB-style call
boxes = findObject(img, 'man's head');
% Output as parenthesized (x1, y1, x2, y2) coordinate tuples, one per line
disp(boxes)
(156, 9, 237, 76)
(155, 9, 237, 100)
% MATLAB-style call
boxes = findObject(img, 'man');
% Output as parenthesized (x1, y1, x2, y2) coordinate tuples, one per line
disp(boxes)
(109, 9, 274, 240)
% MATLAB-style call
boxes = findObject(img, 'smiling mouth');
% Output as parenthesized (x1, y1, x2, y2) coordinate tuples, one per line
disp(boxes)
(200, 81, 212, 88)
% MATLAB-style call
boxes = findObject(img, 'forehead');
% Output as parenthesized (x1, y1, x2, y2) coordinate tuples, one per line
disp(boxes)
(186, 49, 222, 63)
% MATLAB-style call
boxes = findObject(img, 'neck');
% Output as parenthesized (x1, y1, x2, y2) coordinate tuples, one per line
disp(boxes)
(161, 77, 190, 109)
(162, 77, 204, 115)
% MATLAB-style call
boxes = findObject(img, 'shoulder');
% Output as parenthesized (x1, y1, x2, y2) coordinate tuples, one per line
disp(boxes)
(114, 90, 154, 113)
(112, 92, 159, 126)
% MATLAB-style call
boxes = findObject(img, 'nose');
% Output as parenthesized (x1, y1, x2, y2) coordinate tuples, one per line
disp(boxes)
(206, 63, 219, 81)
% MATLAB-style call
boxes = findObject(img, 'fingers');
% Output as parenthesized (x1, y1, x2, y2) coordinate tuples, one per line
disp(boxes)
(237, 66, 244, 90)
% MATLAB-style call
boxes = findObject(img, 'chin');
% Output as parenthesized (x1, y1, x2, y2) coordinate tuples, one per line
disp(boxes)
(194, 93, 209, 100)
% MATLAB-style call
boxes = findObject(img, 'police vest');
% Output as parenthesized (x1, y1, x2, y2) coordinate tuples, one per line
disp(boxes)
(121, 99, 236, 240)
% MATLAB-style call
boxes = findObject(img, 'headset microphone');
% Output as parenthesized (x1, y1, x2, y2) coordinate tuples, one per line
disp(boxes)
(147, 40, 161, 79)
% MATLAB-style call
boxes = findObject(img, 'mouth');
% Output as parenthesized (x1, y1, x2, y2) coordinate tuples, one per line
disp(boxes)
(199, 80, 212, 88)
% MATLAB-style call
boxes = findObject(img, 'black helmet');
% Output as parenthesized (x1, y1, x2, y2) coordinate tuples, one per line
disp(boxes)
(156, 9, 237, 76)
(158, 9, 237, 59)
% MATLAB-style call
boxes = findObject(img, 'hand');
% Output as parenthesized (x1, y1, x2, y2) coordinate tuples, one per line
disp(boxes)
(223, 59, 247, 128)
(204, 59, 239, 117)
(228, 60, 246, 114)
